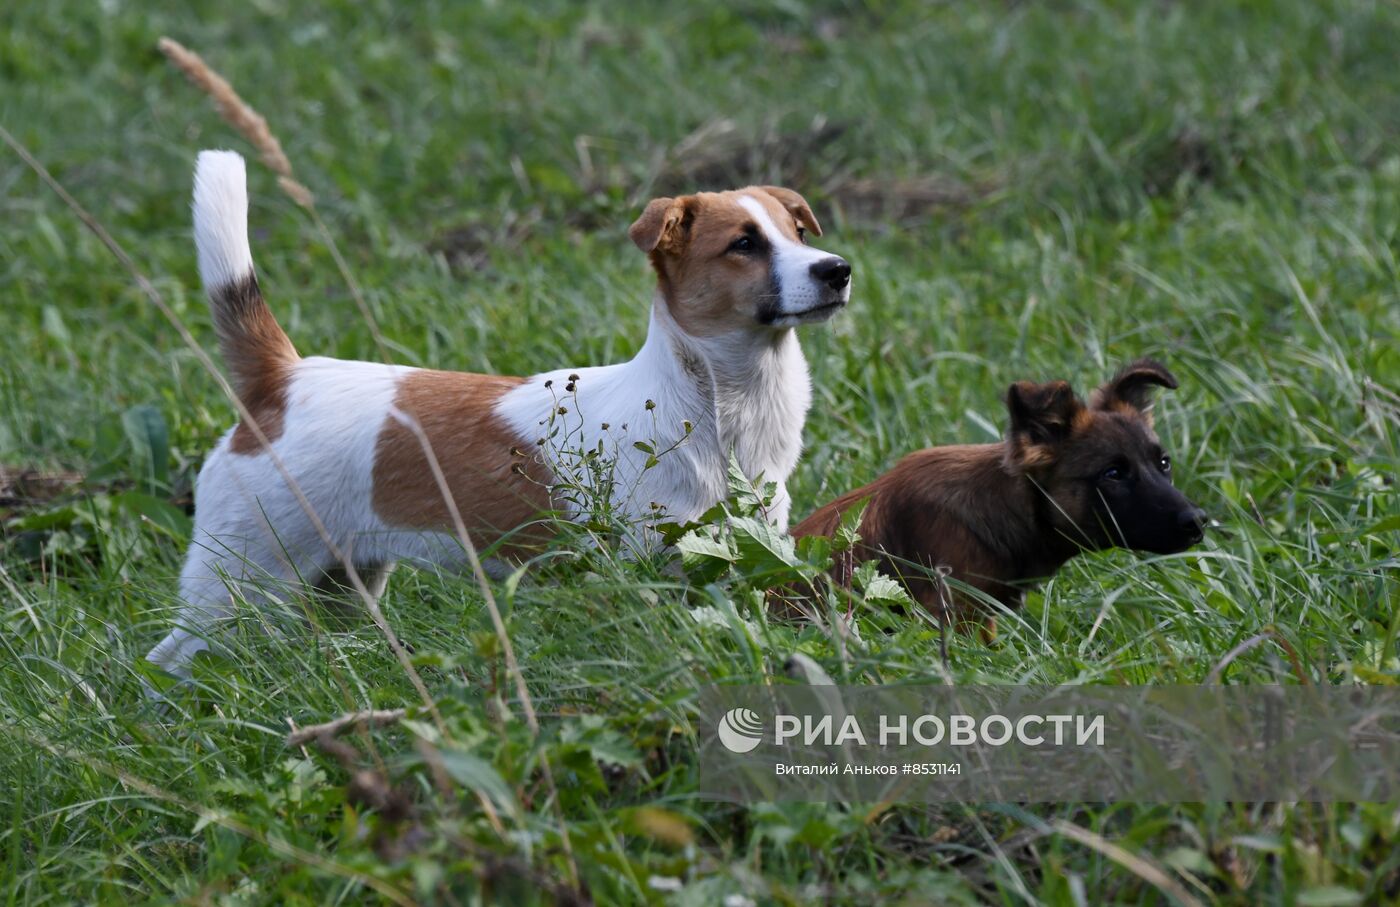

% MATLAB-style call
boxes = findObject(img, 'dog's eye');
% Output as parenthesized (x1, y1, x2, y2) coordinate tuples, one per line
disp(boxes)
(1158, 455, 1171, 473)
(1100, 465, 1125, 482)
(796, 226, 807, 244)
(728, 235, 755, 253)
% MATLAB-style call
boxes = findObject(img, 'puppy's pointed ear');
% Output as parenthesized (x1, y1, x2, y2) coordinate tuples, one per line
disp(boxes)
(629, 197, 687, 253)
(760, 186, 823, 237)
(1004, 380, 1085, 471)
(1090, 359, 1178, 417)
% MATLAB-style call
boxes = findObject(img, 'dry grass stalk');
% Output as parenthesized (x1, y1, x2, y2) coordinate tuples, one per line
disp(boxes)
(157, 36, 388, 356)
(157, 37, 314, 208)
(1051, 819, 1206, 907)
(286, 708, 408, 747)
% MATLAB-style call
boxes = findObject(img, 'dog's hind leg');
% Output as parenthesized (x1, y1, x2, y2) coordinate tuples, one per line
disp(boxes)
(146, 534, 321, 683)
(315, 561, 395, 600)
(309, 561, 396, 628)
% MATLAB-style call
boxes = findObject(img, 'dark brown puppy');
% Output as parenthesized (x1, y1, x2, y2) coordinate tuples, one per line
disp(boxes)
(791, 359, 1206, 634)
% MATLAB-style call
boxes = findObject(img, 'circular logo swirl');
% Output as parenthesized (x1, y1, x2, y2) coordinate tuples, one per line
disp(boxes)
(717, 707, 764, 754)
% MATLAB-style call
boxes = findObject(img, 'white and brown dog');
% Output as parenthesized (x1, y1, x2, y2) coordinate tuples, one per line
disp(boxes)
(147, 150, 851, 678)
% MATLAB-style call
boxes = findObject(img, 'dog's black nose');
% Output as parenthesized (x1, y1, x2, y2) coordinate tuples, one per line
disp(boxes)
(810, 257, 851, 291)
(1178, 507, 1208, 540)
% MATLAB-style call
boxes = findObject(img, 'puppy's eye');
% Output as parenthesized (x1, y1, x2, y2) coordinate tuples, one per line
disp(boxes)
(796, 226, 807, 244)
(728, 235, 755, 253)
(1158, 455, 1172, 473)
(1100, 465, 1125, 482)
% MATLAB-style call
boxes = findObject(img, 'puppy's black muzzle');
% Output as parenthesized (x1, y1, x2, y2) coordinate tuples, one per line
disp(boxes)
(1177, 507, 1208, 545)
(810, 257, 851, 291)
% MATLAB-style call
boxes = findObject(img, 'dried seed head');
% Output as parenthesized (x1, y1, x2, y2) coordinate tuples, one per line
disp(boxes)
(557, 406, 568, 415)
(645, 399, 656, 410)
(156, 37, 315, 208)
(544, 379, 553, 389)
(565, 382, 575, 392)
(600, 422, 610, 430)
(568, 373, 580, 382)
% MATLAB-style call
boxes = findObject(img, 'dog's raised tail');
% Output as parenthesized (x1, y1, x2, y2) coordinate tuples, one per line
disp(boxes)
(192, 150, 298, 396)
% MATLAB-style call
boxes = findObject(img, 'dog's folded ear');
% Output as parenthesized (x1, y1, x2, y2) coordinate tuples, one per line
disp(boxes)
(1007, 380, 1083, 444)
(629, 197, 689, 253)
(1090, 359, 1178, 417)
(1004, 380, 1084, 470)
(760, 186, 823, 237)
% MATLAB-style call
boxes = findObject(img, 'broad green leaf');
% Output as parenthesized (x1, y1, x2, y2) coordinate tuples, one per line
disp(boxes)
(676, 527, 735, 583)
(835, 498, 871, 552)
(1296, 886, 1363, 907)
(121, 404, 170, 490)
(854, 561, 913, 606)
(437, 748, 519, 819)
(116, 490, 192, 539)
(730, 515, 800, 576)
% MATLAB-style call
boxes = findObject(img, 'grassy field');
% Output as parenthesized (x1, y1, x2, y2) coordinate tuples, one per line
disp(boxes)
(3, 0, 1399, 903)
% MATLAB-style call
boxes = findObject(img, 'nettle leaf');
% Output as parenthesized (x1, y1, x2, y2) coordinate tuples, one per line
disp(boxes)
(552, 742, 610, 798)
(834, 498, 871, 552)
(653, 520, 695, 547)
(559, 715, 642, 769)
(655, 498, 732, 546)
(579, 733, 642, 770)
(795, 531, 833, 569)
(281, 758, 328, 807)
(725, 453, 776, 515)
(730, 515, 802, 577)
(853, 561, 913, 607)
(676, 527, 735, 583)
(191, 808, 231, 836)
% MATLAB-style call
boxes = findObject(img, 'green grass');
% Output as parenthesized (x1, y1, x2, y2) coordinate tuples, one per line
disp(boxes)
(3, 0, 1399, 902)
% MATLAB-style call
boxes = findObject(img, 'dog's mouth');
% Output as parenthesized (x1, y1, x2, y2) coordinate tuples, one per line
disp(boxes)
(780, 298, 847, 325)
(1141, 527, 1206, 555)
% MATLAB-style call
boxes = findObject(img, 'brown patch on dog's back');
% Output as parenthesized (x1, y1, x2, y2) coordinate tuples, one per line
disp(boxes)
(215, 275, 298, 454)
(371, 371, 552, 551)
